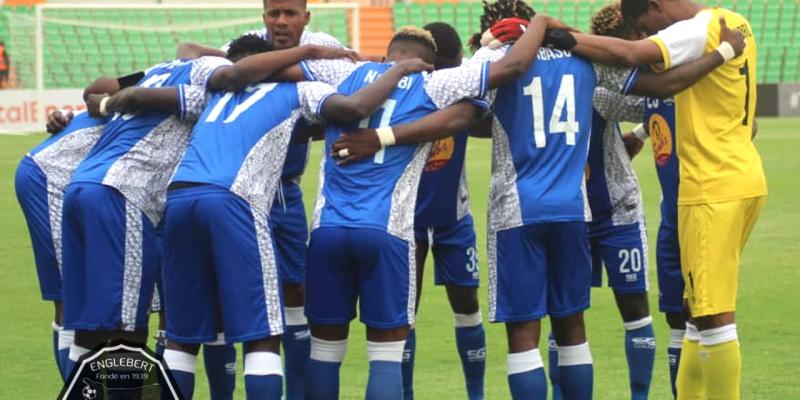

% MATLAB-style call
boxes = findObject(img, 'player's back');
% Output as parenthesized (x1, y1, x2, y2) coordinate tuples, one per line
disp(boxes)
(315, 62, 436, 237)
(173, 81, 323, 213)
(491, 48, 597, 227)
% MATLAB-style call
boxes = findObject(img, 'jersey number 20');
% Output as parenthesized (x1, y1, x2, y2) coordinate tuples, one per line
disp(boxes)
(522, 74, 579, 148)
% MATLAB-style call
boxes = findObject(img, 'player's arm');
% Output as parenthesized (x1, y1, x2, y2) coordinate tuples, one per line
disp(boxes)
(571, 34, 663, 67)
(485, 14, 560, 88)
(320, 58, 432, 123)
(594, 88, 645, 123)
(207, 45, 358, 92)
(46, 76, 120, 134)
(331, 101, 482, 165)
(628, 17, 745, 98)
(468, 116, 494, 138)
(86, 86, 181, 117)
(176, 42, 226, 59)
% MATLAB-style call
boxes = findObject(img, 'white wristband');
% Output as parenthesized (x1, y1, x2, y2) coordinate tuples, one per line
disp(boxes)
(376, 126, 396, 148)
(98, 96, 111, 117)
(715, 41, 736, 62)
(632, 123, 649, 141)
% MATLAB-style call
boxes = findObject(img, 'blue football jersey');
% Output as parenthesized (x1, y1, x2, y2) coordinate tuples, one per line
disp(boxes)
(172, 81, 335, 214)
(302, 60, 489, 240)
(414, 131, 470, 227)
(645, 97, 679, 228)
(586, 88, 645, 227)
(472, 46, 636, 229)
(70, 56, 231, 224)
(27, 111, 110, 193)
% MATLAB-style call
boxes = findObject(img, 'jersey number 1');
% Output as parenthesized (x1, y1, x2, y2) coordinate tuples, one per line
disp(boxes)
(523, 74, 579, 148)
(358, 99, 396, 164)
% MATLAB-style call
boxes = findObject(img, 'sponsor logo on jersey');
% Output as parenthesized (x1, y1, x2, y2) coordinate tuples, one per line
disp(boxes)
(648, 113, 673, 166)
(424, 137, 455, 172)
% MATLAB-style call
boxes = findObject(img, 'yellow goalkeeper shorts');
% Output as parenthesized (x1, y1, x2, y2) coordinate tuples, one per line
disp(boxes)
(678, 196, 765, 317)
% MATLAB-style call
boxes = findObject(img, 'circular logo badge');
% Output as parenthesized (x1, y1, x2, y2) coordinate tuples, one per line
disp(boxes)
(425, 137, 455, 172)
(648, 113, 673, 166)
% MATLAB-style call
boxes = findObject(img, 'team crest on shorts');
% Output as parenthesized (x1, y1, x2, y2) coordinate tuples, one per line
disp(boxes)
(59, 340, 182, 400)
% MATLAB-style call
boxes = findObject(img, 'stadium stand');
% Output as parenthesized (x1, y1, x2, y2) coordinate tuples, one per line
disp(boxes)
(0, 0, 797, 89)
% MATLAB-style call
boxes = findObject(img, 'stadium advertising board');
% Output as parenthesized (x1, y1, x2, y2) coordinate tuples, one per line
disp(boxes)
(0, 89, 85, 134)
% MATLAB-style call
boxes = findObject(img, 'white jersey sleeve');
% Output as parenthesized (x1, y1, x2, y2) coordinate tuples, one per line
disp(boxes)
(297, 81, 339, 123)
(299, 31, 346, 49)
(648, 10, 713, 71)
(190, 56, 233, 88)
(178, 84, 209, 122)
(592, 87, 645, 123)
(470, 45, 508, 107)
(424, 60, 491, 110)
(300, 58, 362, 87)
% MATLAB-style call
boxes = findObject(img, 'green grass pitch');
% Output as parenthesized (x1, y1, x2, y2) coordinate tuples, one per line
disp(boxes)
(0, 118, 798, 399)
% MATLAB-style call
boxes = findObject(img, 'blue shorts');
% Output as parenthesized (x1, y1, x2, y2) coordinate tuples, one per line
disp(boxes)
(656, 223, 685, 313)
(589, 220, 649, 294)
(61, 183, 159, 332)
(414, 214, 479, 287)
(489, 222, 591, 322)
(306, 227, 414, 329)
(163, 185, 283, 344)
(15, 157, 61, 301)
(269, 181, 308, 285)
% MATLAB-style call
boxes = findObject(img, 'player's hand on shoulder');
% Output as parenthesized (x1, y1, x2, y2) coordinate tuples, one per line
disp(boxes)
(331, 129, 382, 166)
(393, 58, 434, 75)
(306, 45, 361, 62)
(86, 93, 111, 118)
(46, 109, 74, 134)
(481, 17, 530, 49)
(718, 16, 745, 57)
(622, 132, 645, 160)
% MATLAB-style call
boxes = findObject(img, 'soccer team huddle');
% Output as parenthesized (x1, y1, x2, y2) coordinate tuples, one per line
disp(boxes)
(15, 0, 767, 398)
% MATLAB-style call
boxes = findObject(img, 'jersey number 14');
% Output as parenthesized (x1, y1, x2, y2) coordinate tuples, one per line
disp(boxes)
(522, 74, 579, 148)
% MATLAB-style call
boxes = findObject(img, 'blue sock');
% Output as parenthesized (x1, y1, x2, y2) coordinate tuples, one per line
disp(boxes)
(171, 370, 196, 400)
(507, 349, 547, 400)
(402, 329, 416, 400)
(244, 375, 282, 399)
(367, 360, 403, 400)
(57, 329, 74, 381)
(283, 323, 310, 400)
(52, 325, 64, 380)
(624, 318, 656, 400)
(455, 323, 486, 400)
(204, 343, 236, 400)
(548, 334, 563, 400)
(557, 343, 593, 400)
(305, 359, 342, 399)
(243, 352, 283, 400)
(667, 329, 684, 399)
(66, 344, 89, 380)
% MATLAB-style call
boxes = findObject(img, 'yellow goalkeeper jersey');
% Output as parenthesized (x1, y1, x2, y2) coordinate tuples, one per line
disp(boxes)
(649, 7, 767, 205)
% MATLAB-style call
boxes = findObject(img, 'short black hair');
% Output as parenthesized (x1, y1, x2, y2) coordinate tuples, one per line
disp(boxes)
(469, 0, 536, 51)
(226, 34, 272, 62)
(620, 0, 650, 23)
(424, 22, 463, 68)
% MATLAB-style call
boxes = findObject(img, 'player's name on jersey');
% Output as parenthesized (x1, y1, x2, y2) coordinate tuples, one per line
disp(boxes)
(537, 48, 573, 61)
(364, 69, 415, 90)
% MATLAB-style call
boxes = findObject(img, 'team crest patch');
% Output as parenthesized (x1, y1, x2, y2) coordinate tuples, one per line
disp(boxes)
(424, 137, 455, 172)
(59, 340, 182, 400)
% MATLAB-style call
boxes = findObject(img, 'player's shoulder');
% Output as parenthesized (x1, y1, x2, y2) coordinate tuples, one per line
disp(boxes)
(299, 31, 345, 48)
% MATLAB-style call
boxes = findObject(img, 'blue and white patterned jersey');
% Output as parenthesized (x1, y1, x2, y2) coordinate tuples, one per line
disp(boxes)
(472, 46, 637, 231)
(586, 87, 646, 228)
(172, 81, 337, 215)
(225, 29, 345, 182)
(414, 131, 471, 227)
(300, 59, 490, 240)
(644, 96, 679, 228)
(70, 56, 231, 225)
(28, 111, 110, 195)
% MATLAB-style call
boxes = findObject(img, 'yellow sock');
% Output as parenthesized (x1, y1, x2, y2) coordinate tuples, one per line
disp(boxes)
(700, 339, 741, 400)
(676, 337, 705, 400)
